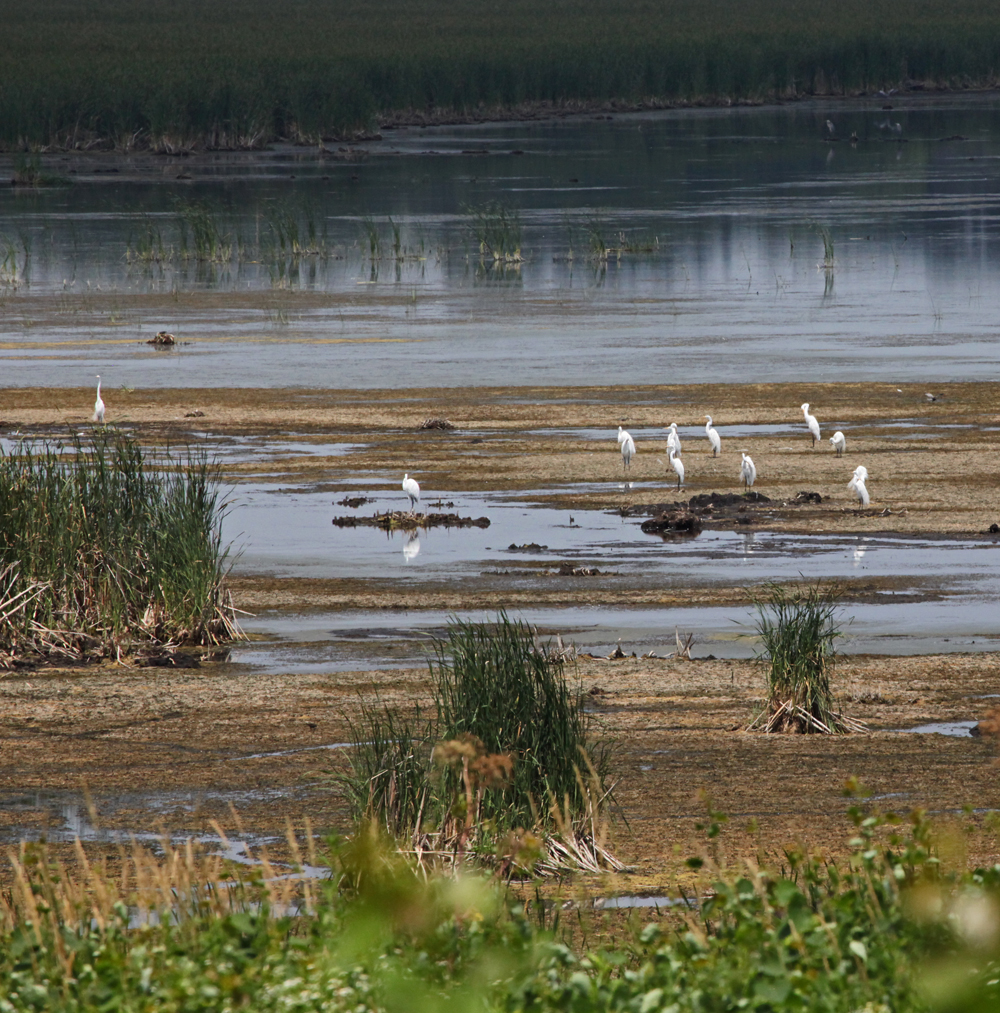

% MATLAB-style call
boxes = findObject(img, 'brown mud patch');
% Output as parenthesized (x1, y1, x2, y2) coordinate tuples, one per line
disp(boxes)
(1, 651, 998, 891)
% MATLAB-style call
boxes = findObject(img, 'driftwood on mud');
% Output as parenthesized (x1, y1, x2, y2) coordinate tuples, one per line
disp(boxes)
(332, 510, 489, 531)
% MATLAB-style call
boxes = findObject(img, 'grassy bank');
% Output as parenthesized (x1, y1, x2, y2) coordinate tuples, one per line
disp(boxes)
(3, 0, 1000, 150)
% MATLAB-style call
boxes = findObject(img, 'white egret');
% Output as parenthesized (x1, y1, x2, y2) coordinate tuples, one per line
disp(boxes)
(667, 422, 682, 457)
(617, 425, 627, 444)
(739, 451, 757, 490)
(620, 431, 636, 472)
(848, 474, 870, 508)
(668, 447, 684, 489)
(826, 118, 836, 136)
(93, 375, 105, 424)
(852, 464, 869, 483)
(830, 431, 846, 456)
(704, 415, 721, 457)
(402, 473, 420, 512)
(800, 403, 821, 446)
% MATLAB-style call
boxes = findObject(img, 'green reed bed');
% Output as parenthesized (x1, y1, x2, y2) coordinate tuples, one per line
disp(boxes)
(0, 430, 238, 666)
(3, 0, 1000, 150)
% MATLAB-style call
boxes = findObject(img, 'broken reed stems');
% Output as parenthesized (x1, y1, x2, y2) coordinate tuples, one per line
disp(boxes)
(0, 429, 239, 666)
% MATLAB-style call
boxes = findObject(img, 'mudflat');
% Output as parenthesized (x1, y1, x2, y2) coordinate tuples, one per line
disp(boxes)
(2, 380, 999, 885)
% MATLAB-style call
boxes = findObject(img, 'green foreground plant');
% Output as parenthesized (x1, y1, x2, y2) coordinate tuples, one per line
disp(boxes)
(1, 795, 999, 1011)
(0, 429, 239, 666)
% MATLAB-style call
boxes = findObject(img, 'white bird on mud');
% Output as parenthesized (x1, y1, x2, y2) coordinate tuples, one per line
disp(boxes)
(704, 415, 721, 457)
(669, 447, 684, 489)
(93, 375, 105, 424)
(617, 425, 628, 444)
(739, 451, 757, 490)
(851, 464, 869, 484)
(667, 422, 682, 457)
(848, 472, 870, 508)
(800, 403, 821, 446)
(402, 473, 420, 512)
(830, 431, 846, 456)
(620, 430, 636, 472)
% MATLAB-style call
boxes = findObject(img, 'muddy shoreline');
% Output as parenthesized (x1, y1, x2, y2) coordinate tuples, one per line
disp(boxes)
(1, 651, 998, 890)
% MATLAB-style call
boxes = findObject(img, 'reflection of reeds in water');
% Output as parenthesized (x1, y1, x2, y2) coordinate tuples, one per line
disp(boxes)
(0, 430, 240, 667)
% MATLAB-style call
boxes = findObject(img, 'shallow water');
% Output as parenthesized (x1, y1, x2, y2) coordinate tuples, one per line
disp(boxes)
(4, 96, 1000, 388)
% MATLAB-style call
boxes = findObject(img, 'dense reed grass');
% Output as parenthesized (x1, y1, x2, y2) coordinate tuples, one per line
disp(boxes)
(747, 582, 863, 733)
(342, 615, 611, 866)
(0, 430, 238, 666)
(4, 0, 1000, 149)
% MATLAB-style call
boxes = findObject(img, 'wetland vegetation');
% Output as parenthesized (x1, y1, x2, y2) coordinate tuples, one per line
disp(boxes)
(2, 794, 999, 1012)
(4, 0, 1000, 149)
(0, 430, 237, 667)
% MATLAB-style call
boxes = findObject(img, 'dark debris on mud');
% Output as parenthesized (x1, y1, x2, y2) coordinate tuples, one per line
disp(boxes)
(332, 510, 489, 531)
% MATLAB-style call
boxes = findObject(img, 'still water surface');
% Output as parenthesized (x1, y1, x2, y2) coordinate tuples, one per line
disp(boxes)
(3, 96, 1000, 388)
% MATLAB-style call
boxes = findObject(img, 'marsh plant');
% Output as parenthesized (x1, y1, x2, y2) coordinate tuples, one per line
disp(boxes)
(0, 430, 239, 666)
(747, 581, 864, 733)
(342, 614, 614, 869)
(467, 202, 522, 263)
(2, 792, 1000, 1010)
(176, 199, 233, 262)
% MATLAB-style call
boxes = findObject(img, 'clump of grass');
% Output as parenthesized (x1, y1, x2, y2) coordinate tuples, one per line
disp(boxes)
(0, 429, 240, 666)
(466, 202, 522, 263)
(747, 581, 864, 733)
(432, 615, 605, 827)
(176, 199, 232, 262)
(10, 152, 67, 186)
(342, 614, 616, 871)
(125, 216, 172, 264)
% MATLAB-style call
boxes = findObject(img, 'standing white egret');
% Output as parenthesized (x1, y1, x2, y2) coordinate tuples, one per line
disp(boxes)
(848, 473, 870, 508)
(92, 375, 105, 424)
(852, 464, 868, 483)
(739, 451, 757, 490)
(704, 415, 721, 456)
(620, 430, 636, 472)
(402, 473, 420, 512)
(668, 447, 684, 489)
(667, 422, 682, 457)
(800, 403, 821, 446)
(617, 425, 627, 444)
(829, 431, 846, 456)
(826, 118, 836, 136)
